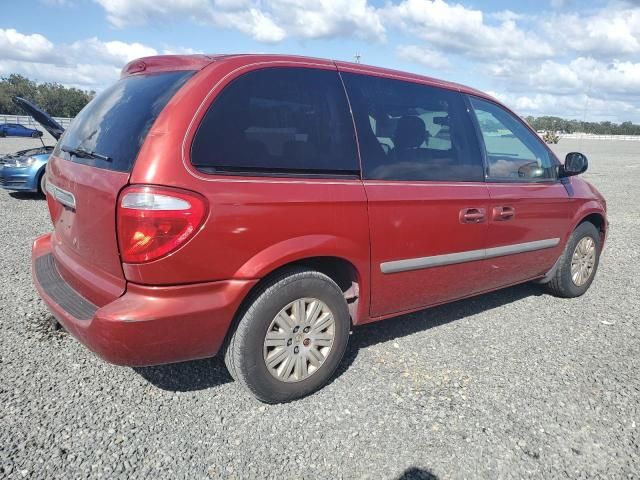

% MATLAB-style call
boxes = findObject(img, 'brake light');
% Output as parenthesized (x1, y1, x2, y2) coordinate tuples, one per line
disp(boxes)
(117, 185, 207, 263)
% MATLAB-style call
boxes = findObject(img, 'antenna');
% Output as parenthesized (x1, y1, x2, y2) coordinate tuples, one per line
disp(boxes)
(354, 52, 361, 64)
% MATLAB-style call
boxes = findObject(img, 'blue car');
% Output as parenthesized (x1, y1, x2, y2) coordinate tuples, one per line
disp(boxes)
(0, 146, 52, 193)
(0, 123, 43, 138)
(0, 97, 65, 195)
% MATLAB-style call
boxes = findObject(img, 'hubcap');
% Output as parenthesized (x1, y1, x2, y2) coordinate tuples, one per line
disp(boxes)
(570, 236, 596, 286)
(263, 298, 335, 383)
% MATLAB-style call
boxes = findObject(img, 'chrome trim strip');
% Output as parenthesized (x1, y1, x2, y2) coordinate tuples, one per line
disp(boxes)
(381, 238, 560, 274)
(46, 182, 76, 210)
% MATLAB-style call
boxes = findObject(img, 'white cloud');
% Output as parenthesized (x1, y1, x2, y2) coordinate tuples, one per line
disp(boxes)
(94, 0, 385, 42)
(544, 6, 640, 58)
(396, 45, 450, 70)
(266, 0, 384, 41)
(212, 8, 286, 43)
(94, 0, 212, 28)
(0, 28, 56, 63)
(486, 57, 640, 101)
(385, 0, 554, 61)
(571, 58, 640, 97)
(0, 30, 183, 90)
(491, 91, 639, 122)
(485, 57, 640, 122)
(0, 59, 120, 90)
(69, 38, 158, 67)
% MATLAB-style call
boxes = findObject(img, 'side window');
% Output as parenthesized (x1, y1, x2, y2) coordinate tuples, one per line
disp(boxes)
(341, 72, 483, 182)
(469, 97, 556, 181)
(191, 67, 358, 176)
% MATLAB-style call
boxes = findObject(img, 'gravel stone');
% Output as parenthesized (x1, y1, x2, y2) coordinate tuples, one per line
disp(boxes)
(0, 135, 639, 479)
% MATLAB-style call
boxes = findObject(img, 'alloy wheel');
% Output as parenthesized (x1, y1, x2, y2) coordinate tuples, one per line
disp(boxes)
(263, 297, 336, 383)
(570, 236, 596, 286)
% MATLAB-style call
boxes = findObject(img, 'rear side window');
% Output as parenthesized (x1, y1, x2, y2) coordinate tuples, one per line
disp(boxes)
(191, 67, 358, 176)
(55, 70, 194, 172)
(341, 72, 483, 182)
(469, 97, 556, 181)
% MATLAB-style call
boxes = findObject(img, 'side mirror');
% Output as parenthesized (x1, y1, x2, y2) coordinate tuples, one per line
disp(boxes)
(562, 152, 588, 177)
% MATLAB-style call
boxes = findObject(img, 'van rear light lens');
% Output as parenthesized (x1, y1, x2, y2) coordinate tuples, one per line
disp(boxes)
(117, 186, 207, 263)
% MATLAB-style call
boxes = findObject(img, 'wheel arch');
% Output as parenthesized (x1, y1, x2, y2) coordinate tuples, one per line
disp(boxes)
(35, 165, 47, 193)
(570, 206, 607, 247)
(579, 212, 606, 241)
(221, 253, 369, 368)
(540, 210, 605, 284)
(232, 233, 369, 320)
(237, 254, 368, 326)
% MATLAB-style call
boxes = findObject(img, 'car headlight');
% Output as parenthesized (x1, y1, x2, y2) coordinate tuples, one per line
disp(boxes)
(13, 156, 37, 168)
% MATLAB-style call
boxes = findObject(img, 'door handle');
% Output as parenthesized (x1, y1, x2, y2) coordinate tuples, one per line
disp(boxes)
(492, 206, 515, 221)
(459, 207, 486, 224)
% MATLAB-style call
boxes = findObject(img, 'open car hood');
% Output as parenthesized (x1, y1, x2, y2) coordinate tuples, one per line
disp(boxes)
(13, 97, 65, 140)
(0, 146, 53, 165)
(1, 146, 53, 160)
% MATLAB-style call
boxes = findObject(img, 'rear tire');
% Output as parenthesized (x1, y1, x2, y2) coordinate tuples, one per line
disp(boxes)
(224, 268, 350, 403)
(546, 222, 601, 298)
(31, 131, 38, 138)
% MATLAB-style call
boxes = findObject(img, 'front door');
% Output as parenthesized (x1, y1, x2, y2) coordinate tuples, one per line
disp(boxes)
(340, 70, 490, 317)
(468, 96, 570, 289)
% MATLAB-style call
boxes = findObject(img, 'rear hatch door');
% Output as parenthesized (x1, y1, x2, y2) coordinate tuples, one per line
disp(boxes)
(45, 70, 194, 305)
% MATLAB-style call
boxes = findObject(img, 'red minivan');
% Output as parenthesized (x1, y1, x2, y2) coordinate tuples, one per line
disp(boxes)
(32, 54, 607, 403)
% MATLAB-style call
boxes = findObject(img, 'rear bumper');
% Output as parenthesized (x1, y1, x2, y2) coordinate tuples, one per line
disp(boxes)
(32, 234, 257, 366)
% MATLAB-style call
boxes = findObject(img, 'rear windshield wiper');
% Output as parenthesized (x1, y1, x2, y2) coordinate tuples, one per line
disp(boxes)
(61, 145, 112, 162)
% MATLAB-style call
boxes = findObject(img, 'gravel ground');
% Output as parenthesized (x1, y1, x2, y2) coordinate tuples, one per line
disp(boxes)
(0, 136, 638, 479)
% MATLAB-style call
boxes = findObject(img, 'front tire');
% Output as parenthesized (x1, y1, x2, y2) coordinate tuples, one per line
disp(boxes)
(546, 222, 601, 298)
(38, 170, 47, 197)
(224, 268, 350, 403)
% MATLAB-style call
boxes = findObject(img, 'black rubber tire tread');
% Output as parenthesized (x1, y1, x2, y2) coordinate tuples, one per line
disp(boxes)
(224, 267, 350, 403)
(37, 170, 46, 196)
(546, 221, 601, 298)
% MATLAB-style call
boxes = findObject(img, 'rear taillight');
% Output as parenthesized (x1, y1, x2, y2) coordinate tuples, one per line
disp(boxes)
(117, 185, 207, 264)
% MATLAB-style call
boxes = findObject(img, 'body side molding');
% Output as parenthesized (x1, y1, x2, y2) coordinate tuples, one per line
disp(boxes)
(381, 238, 560, 274)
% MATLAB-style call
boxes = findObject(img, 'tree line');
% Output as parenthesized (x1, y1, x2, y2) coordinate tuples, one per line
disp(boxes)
(0, 74, 94, 118)
(525, 115, 640, 136)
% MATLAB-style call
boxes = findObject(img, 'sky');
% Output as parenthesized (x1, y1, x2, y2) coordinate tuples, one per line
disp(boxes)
(1, 0, 640, 122)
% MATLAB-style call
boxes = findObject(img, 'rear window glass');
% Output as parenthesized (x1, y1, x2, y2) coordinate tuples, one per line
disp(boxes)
(54, 70, 193, 172)
(191, 67, 358, 176)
